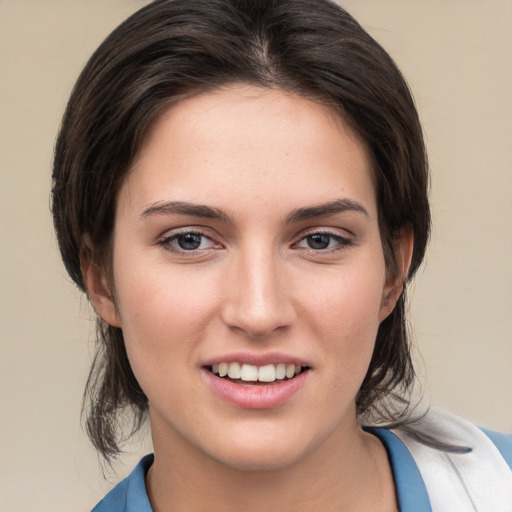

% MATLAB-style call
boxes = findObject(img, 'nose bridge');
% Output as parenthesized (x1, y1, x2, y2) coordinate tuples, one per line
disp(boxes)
(222, 242, 293, 337)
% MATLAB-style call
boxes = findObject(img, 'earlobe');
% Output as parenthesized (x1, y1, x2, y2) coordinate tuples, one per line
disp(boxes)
(80, 238, 122, 328)
(379, 228, 414, 321)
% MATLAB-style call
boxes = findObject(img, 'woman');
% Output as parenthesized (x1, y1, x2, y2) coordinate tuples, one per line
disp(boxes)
(51, 0, 512, 510)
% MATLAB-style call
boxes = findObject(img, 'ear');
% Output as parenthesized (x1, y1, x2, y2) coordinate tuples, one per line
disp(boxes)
(80, 236, 122, 328)
(379, 228, 414, 322)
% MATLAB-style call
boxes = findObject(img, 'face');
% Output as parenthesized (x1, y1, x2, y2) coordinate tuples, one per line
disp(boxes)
(90, 84, 404, 471)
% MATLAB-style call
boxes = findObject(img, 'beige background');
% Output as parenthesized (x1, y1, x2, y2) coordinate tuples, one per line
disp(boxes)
(1, 0, 511, 510)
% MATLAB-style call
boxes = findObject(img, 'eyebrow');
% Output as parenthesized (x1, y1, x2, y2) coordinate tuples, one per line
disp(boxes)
(285, 199, 369, 223)
(140, 198, 368, 224)
(140, 201, 232, 222)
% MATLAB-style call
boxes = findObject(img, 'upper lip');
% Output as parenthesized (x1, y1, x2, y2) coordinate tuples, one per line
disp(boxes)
(201, 351, 311, 368)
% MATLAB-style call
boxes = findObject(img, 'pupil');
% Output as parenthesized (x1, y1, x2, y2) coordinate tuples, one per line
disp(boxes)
(178, 233, 202, 250)
(308, 234, 330, 249)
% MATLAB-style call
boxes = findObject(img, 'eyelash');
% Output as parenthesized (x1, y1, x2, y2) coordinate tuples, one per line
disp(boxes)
(293, 230, 354, 252)
(157, 229, 354, 254)
(157, 230, 219, 253)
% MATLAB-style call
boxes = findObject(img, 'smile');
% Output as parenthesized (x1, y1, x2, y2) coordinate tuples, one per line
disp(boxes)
(202, 358, 311, 408)
(209, 362, 306, 383)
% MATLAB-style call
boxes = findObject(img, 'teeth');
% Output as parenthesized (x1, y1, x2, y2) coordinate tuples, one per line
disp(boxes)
(219, 362, 228, 377)
(211, 362, 306, 382)
(240, 364, 258, 381)
(258, 364, 276, 382)
(227, 362, 241, 379)
(275, 363, 286, 379)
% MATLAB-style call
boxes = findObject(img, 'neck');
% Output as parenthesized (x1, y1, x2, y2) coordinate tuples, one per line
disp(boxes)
(146, 410, 397, 512)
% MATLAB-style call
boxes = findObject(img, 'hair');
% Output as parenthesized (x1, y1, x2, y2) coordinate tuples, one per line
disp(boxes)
(52, 0, 430, 460)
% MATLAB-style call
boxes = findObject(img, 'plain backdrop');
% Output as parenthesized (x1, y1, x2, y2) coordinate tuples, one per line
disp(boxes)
(1, 1, 511, 510)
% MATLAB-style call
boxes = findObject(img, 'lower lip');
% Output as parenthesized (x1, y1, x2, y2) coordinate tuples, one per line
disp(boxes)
(202, 369, 309, 409)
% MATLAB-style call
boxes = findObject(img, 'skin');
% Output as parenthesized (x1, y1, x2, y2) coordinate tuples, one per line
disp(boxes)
(84, 84, 412, 511)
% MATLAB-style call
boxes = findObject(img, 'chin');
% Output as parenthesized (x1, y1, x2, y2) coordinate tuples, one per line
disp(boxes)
(214, 445, 306, 473)
(203, 425, 318, 473)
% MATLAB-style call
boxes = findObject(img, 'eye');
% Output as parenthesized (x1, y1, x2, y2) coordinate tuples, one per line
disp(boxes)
(158, 231, 219, 252)
(295, 231, 352, 251)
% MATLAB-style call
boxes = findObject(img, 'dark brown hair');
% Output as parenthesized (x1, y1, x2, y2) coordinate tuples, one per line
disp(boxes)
(52, 0, 430, 460)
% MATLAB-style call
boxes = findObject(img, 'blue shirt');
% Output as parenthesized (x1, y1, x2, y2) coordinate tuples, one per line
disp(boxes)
(92, 428, 512, 512)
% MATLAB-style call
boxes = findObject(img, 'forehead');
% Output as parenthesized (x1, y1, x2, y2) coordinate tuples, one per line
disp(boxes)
(122, 84, 376, 220)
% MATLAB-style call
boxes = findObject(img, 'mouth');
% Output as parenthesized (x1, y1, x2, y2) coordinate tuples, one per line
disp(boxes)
(206, 362, 310, 385)
(202, 358, 311, 408)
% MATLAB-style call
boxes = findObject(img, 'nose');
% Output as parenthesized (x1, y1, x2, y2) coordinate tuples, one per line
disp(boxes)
(221, 247, 296, 338)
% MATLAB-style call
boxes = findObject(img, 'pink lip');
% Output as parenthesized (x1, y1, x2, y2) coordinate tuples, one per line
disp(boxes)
(202, 368, 310, 409)
(202, 351, 309, 367)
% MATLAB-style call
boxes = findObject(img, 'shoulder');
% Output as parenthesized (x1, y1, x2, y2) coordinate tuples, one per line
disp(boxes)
(480, 426, 512, 470)
(392, 408, 512, 511)
(91, 454, 154, 512)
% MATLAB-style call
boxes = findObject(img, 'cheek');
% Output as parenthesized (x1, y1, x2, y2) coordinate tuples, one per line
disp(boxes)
(113, 277, 210, 419)
(111, 258, 220, 381)
(121, 284, 209, 344)
(300, 262, 386, 376)
(115, 246, 221, 328)
(304, 262, 386, 331)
